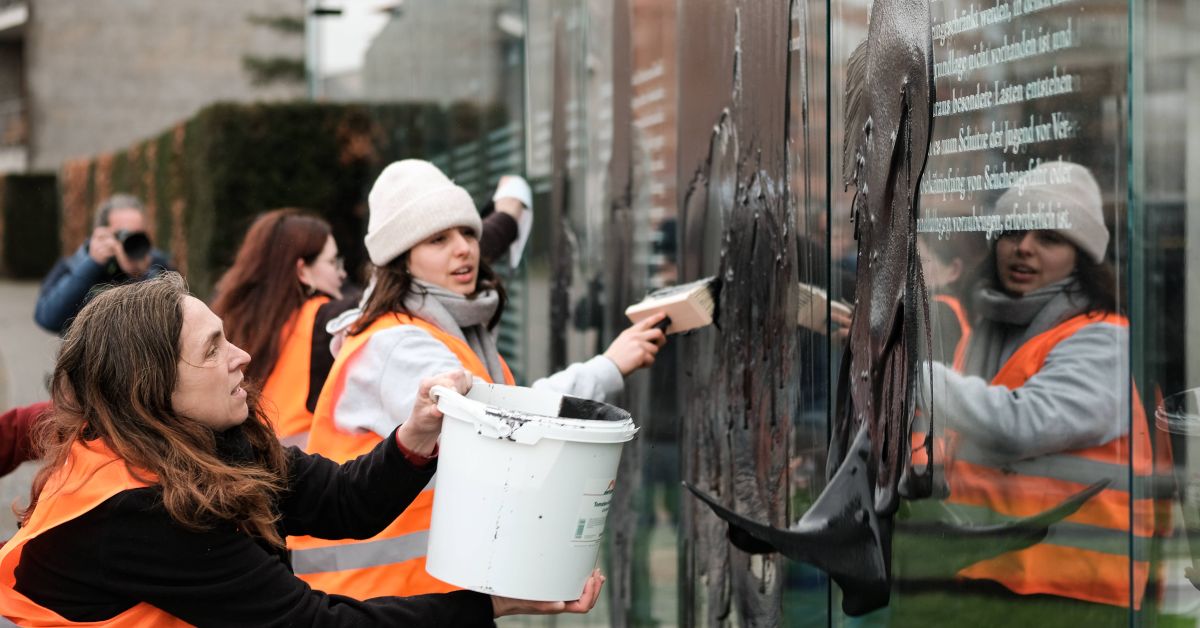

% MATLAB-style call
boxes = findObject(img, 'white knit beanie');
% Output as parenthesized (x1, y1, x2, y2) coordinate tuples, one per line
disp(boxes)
(993, 160, 1108, 263)
(364, 160, 482, 266)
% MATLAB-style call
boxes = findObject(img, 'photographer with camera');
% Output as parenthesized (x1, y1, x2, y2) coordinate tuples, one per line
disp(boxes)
(34, 194, 172, 334)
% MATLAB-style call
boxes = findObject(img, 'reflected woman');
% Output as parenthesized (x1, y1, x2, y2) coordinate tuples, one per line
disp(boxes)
(918, 160, 1151, 618)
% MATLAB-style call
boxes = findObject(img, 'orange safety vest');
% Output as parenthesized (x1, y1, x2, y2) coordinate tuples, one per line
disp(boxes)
(261, 296, 329, 449)
(908, 296, 972, 466)
(933, 294, 972, 373)
(945, 313, 1152, 608)
(0, 441, 189, 627)
(291, 312, 514, 600)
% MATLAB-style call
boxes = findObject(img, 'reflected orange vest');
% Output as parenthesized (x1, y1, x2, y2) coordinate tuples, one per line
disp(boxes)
(933, 294, 971, 372)
(261, 296, 329, 449)
(946, 313, 1152, 608)
(291, 312, 514, 599)
(0, 441, 189, 627)
(909, 296, 973, 465)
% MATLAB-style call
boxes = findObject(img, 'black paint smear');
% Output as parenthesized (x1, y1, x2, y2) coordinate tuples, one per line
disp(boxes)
(558, 395, 632, 423)
(835, 0, 936, 512)
(687, 424, 1110, 614)
(675, 1, 797, 624)
(681, 0, 940, 614)
(684, 0, 937, 617)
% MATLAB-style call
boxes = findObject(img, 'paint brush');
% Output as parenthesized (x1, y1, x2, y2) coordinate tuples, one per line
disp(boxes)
(624, 276, 721, 335)
(796, 281, 853, 333)
(626, 277, 853, 335)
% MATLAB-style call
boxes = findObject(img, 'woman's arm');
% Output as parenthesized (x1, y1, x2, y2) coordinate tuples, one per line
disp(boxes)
(480, 211, 519, 263)
(530, 356, 625, 403)
(531, 314, 667, 403)
(15, 488, 495, 627)
(281, 368, 471, 538)
(922, 322, 1129, 459)
(278, 430, 435, 539)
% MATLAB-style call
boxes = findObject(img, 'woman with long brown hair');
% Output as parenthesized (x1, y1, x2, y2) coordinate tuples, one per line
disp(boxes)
(0, 272, 601, 626)
(211, 209, 346, 447)
(295, 159, 666, 601)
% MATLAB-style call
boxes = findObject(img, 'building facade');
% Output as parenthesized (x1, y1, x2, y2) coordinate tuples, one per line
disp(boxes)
(0, 0, 305, 172)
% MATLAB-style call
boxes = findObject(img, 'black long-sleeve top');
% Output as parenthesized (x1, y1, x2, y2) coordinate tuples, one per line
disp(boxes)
(13, 429, 495, 627)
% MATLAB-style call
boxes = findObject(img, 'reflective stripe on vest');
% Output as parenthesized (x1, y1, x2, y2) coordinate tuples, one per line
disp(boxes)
(909, 296, 972, 467)
(293, 530, 430, 575)
(946, 312, 1152, 608)
(933, 294, 971, 373)
(0, 442, 189, 627)
(262, 296, 328, 443)
(290, 312, 514, 600)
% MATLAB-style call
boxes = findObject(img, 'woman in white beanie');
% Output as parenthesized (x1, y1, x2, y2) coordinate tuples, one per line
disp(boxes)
(293, 159, 665, 603)
(911, 160, 1151, 621)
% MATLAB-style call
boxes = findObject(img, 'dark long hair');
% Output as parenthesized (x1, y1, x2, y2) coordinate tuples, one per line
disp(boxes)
(211, 209, 331, 384)
(23, 273, 290, 546)
(352, 252, 507, 335)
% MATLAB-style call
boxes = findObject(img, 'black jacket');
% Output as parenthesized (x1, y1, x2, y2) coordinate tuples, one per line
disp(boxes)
(34, 242, 173, 334)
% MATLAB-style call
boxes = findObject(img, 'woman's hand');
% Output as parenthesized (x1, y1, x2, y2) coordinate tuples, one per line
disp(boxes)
(493, 175, 529, 221)
(491, 569, 605, 617)
(395, 369, 472, 456)
(603, 313, 668, 376)
(831, 304, 853, 343)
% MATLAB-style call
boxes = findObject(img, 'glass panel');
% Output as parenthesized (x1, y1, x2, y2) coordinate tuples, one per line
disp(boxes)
(517, 0, 833, 624)
(833, 0, 1135, 624)
(787, 0, 836, 624)
(1132, 0, 1200, 625)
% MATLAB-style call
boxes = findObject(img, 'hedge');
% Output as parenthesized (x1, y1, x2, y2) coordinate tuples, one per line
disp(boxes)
(0, 173, 61, 279)
(59, 100, 516, 298)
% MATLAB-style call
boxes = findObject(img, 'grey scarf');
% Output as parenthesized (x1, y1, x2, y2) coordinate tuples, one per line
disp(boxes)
(963, 278, 1088, 379)
(404, 279, 506, 382)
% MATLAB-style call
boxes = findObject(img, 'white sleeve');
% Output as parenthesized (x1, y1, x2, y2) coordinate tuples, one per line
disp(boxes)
(333, 326, 465, 439)
(530, 355, 625, 403)
(920, 322, 1129, 460)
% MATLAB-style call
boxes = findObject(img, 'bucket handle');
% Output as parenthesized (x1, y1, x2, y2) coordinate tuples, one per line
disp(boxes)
(430, 385, 541, 444)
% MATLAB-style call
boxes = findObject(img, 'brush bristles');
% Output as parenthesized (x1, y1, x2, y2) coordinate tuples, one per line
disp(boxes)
(625, 278, 717, 334)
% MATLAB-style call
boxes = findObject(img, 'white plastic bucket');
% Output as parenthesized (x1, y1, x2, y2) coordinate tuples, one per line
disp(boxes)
(426, 382, 638, 601)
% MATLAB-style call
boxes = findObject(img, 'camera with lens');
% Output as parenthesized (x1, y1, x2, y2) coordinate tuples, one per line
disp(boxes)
(114, 229, 151, 261)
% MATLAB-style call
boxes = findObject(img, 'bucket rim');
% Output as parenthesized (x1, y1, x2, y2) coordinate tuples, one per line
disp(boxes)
(433, 385, 639, 444)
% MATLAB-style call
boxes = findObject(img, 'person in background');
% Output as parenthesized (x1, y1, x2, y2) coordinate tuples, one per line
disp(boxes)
(477, 174, 533, 264)
(0, 401, 50, 479)
(34, 194, 172, 334)
(915, 161, 1151, 623)
(917, 234, 970, 369)
(0, 273, 602, 626)
(210, 210, 347, 448)
(293, 159, 666, 601)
